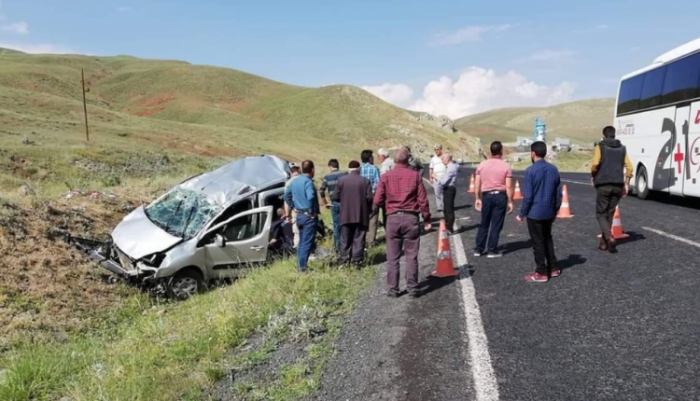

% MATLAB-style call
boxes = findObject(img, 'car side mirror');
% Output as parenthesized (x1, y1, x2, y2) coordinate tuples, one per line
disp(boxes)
(215, 234, 226, 248)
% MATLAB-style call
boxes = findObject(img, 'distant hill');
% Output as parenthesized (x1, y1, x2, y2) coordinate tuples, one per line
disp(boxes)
(455, 98, 616, 146)
(0, 51, 479, 174)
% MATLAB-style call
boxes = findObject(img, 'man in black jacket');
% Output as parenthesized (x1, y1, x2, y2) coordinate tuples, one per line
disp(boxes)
(333, 160, 373, 267)
(591, 126, 634, 253)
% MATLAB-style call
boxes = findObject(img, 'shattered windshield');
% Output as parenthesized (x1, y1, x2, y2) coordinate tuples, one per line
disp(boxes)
(144, 187, 222, 240)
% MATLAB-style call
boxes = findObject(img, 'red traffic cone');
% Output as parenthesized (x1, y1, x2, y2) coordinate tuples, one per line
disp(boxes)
(431, 220, 459, 278)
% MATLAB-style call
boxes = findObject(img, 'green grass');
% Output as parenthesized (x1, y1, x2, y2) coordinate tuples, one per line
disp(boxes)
(456, 98, 615, 146)
(0, 257, 377, 401)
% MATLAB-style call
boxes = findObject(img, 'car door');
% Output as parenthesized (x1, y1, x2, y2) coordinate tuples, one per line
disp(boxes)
(202, 206, 273, 277)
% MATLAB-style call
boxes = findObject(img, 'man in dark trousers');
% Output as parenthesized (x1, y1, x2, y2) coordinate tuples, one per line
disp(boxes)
(474, 141, 514, 258)
(591, 126, 634, 253)
(517, 142, 562, 283)
(319, 159, 347, 253)
(374, 147, 432, 298)
(332, 160, 373, 267)
(437, 152, 459, 234)
(269, 208, 294, 259)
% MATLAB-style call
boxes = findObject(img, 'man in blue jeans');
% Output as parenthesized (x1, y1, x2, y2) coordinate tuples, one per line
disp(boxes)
(284, 160, 320, 273)
(474, 141, 514, 258)
(319, 159, 347, 253)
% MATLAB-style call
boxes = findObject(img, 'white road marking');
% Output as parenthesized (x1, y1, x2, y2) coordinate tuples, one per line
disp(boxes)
(560, 179, 592, 186)
(642, 227, 700, 249)
(451, 228, 500, 401)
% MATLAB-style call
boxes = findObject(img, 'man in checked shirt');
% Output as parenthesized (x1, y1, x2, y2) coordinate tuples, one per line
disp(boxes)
(360, 150, 381, 247)
(373, 147, 432, 298)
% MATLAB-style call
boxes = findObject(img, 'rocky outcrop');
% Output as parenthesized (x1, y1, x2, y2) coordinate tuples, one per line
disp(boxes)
(414, 112, 457, 133)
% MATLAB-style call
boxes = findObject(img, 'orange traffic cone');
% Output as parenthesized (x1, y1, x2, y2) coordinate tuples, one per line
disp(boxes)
(557, 184, 574, 218)
(597, 206, 629, 240)
(513, 180, 523, 200)
(468, 174, 475, 194)
(431, 220, 459, 278)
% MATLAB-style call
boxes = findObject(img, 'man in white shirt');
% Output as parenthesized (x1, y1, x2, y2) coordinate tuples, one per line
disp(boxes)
(429, 144, 447, 212)
(378, 148, 395, 176)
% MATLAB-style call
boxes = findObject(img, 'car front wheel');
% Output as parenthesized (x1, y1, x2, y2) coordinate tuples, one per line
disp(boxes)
(168, 269, 204, 300)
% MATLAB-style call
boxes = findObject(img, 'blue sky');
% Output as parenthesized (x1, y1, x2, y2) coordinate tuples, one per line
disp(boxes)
(0, 0, 698, 117)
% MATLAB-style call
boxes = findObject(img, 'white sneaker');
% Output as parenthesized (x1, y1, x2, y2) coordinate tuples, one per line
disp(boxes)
(487, 252, 503, 259)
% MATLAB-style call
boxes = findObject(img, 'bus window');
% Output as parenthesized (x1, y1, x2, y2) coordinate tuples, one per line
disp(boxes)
(661, 52, 700, 105)
(617, 74, 644, 115)
(639, 66, 667, 110)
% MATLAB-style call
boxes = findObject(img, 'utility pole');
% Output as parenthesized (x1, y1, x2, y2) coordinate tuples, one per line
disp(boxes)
(81, 68, 90, 142)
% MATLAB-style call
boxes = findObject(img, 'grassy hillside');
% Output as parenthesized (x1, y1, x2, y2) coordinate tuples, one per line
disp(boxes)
(0, 49, 481, 400)
(455, 98, 615, 146)
(0, 48, 481, 335)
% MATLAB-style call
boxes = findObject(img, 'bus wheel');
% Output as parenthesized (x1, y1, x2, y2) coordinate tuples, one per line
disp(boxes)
(636, 166, 650, 200)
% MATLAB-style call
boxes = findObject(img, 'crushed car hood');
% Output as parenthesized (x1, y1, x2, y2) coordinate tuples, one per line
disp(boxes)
(111, 206, 182, 260)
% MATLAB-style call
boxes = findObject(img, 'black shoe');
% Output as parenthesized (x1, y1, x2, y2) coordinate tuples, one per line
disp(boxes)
(387, 291, 399, 298)
(608, 240, 618, 254)
(408, 290, 421, 299)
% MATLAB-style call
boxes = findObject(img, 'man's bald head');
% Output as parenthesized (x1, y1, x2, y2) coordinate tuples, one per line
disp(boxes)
(395, 147, 410, 164)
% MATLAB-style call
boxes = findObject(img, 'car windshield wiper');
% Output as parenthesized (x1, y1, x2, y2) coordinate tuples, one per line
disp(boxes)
(163, 199, 184, 237)
(180, 206, 196, 240)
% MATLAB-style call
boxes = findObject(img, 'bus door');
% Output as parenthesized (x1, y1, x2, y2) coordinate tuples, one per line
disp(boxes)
(669, 106, 691, 195)
(684, 103, 700, 197)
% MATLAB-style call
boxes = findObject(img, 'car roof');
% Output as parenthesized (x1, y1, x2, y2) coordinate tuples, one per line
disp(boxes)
(178, 155, 291, 206)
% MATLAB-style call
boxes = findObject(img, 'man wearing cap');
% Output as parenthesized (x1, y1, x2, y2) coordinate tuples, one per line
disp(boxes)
(374, 147, 432, 298)
(378, 148, 395, 176)
(429, 144, 447, 212)
(360, 150, 381, 247)
(285, 163, 302, 248)
(319, 159, 347, 253)
(333, 161, 373, 267)
(284, 160, 320, 273)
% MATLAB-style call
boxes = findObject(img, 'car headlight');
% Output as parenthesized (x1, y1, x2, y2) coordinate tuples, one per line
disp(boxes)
(142, 252, 166, 268)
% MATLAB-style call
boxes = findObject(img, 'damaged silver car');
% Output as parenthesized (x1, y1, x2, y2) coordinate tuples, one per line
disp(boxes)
(68, 155, 291, 299)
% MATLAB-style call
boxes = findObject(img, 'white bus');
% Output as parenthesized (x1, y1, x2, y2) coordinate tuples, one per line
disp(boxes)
(614, 37, 700, 199)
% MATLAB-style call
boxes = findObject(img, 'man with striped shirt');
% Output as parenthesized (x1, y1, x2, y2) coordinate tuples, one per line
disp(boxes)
(360, 150, 381, 247)
(320, 159, 348, 253)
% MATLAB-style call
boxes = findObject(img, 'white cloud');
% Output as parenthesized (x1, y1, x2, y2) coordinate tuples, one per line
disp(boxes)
(361, 83, 414, 108)
(0, 42, 78, 54)
(363, 67, 575, 119)
(117, 6, 131, 12)
(630, 46, 641, 53)
(431, 24, 511, 47)
(1, 20, 28, 34)
(518, 49, 575, 63)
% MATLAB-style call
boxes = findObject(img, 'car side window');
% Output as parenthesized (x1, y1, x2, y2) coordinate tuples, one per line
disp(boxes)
(265, 193, 285, 221)
(222, 212, 268, 242)
(210, 199, 253, 228)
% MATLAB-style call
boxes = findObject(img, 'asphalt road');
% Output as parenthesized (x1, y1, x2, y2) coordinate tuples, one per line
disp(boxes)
(312, 167, 700, 401)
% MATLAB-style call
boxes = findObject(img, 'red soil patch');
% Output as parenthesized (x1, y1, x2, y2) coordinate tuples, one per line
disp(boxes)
(139, 93, 175, 108)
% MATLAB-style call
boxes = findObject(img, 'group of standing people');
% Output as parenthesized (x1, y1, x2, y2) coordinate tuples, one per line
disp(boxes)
(284, 124, 632, 290)
(473, 125, 633, 283)
(283, 146, 429, 274)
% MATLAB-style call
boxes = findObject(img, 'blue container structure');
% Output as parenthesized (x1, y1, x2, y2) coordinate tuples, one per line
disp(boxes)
(533, 117, 546, 142)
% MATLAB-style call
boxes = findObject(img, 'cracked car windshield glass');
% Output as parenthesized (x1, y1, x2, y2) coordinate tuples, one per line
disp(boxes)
(145, 187, 222, 240)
